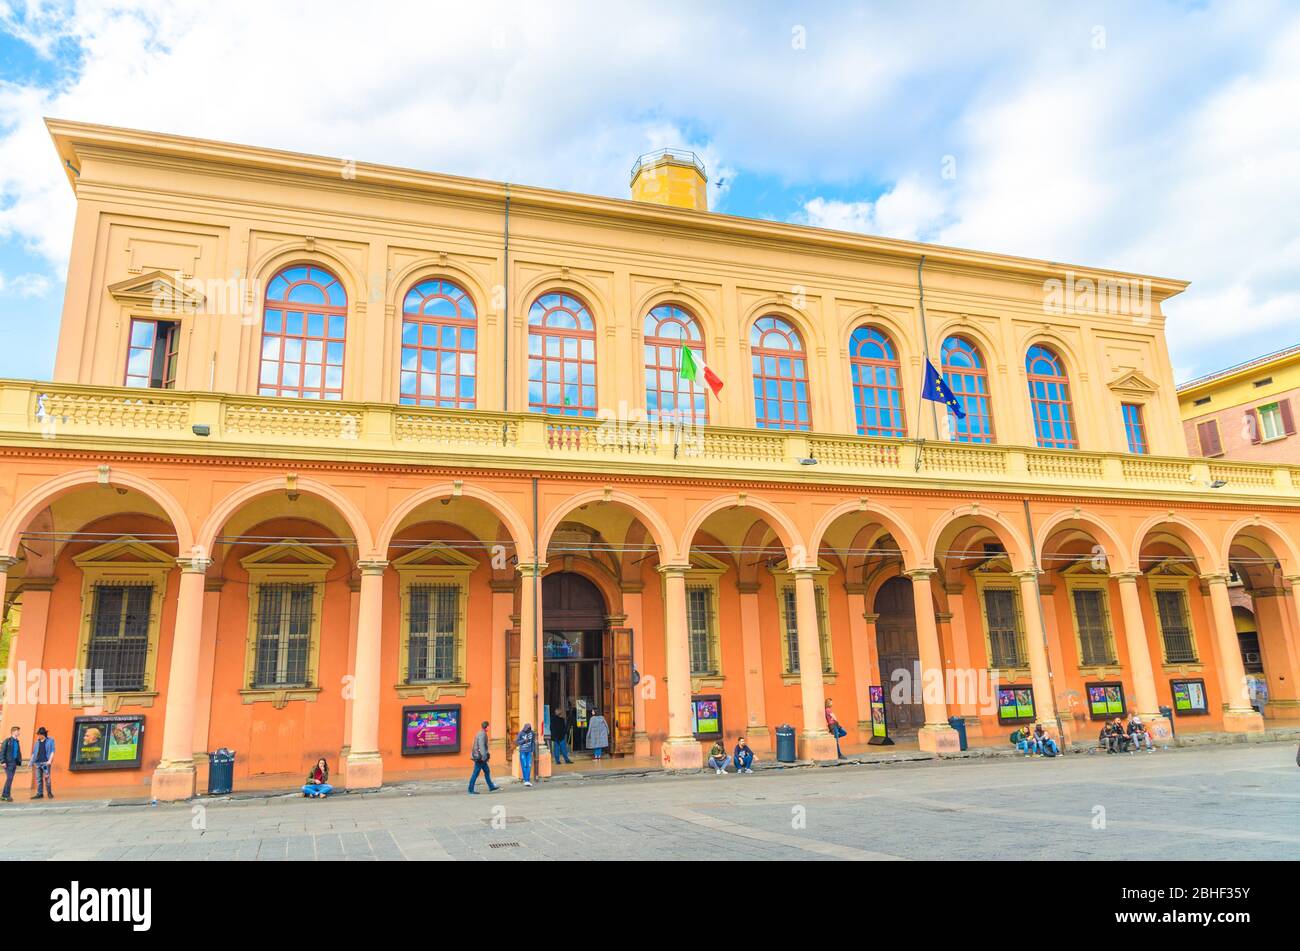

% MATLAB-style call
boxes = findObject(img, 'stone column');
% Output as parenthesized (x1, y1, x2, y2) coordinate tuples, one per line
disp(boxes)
(1112, 572, 1163, 721)
(1014, 569, 1060, 728)
(905, 569, 959, 753)
(190, 580, 223, 781)
(345, 559, 388, 788)
(623, 587, 652, 757)
(660, 565, 703, 768)
(736, 582, 770, 750)
(844, 582, 875, 740)
(489, 579, 513, 756)
(0, 566, 54, 747)
(152, 557, 211, 801)
(793, 568, 838, 761)
(1203, 572, 1265, 732)
(514, 562, 546, 777)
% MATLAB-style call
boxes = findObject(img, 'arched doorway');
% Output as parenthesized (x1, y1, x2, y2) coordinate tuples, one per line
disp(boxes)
(541, 572, 609, 755)
(874, 576, 924, 733)
(1234, 605, 1267, 712)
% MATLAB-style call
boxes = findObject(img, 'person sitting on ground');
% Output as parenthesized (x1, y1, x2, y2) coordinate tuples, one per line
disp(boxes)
(1011, 725, 1036, 757)
(1033, 723, 1059, 757)
(1103, 718, 1129, 754)
(1126, 715, 1154, 752)
(733, 736, 755, 774)
(303, 758, 333, 798)
(706, 739, 732, 775)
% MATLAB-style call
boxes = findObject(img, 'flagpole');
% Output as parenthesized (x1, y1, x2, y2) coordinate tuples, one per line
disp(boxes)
(914, 255, 939, 470)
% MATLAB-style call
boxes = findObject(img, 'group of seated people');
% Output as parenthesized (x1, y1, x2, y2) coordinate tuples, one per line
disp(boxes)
(1099, 715, 1155, 753)
(1010, 723, 1061, 757)
(706, 736, 756, 774)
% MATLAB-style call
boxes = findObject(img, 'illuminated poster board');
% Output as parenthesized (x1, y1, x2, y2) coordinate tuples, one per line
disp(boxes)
(1086, 682, 1127, 720)
(691, 694, 722, 739)
(1170, 678, 1209, 716)
(400, 704, 462, 756)
(997, 686, 1036, 724)
(868, 684, 893, 746)
(69, 715, 145, 771)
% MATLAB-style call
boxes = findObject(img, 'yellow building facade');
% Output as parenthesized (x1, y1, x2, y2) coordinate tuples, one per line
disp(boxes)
(2, 121, 1299, 800)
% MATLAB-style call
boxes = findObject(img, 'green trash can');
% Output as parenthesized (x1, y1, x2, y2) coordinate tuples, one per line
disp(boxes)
(208, 748, 235, 795)
(775, 724, 796, 763)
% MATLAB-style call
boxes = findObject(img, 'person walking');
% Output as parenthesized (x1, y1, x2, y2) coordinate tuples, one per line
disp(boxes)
(515, 722, 537, 787)
(585, 709, 610, 760)
(30, 727, 54, 800)
(1, 726, 21, 802)
(551, 710, 573, 764)
(468, 720, 499, 794)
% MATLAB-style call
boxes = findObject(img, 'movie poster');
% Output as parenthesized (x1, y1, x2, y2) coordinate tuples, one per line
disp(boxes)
(1087, 683, 1126, 719)
(691, 696, 721, 737)
(401, 705, 461, 755)
(69, 715, 145, 771)
(868, 685, 890, 744)
(998, 686, 1036, 722)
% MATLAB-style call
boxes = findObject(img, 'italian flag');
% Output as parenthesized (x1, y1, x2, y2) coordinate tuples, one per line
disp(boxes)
(680, 346, 723, 397)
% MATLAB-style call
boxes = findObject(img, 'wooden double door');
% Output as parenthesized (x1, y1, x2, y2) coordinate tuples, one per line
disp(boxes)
(873, 576, 925, 733)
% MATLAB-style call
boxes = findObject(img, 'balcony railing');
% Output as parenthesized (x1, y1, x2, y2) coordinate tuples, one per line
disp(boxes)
(2, 379, 1297, 501)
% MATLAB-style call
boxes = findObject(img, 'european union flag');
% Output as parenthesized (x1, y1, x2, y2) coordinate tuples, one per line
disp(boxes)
(922, 360, 966, 419)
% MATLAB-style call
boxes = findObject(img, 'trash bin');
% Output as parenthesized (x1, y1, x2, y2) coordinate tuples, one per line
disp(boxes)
(1159, 705, 1174, 737)
(208, 748, 235, 795)
(775, 724, 796, 763)
(947, 715, 968, 751)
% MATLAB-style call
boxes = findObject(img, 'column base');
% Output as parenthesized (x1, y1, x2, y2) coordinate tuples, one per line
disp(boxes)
(744, 724, 771, 752)
(917, 723, 961, 755)
(538, 747, 553, 778)
(345, 751, 383, 789)
(633, 731, 652, 758)
(797, 730, 840, 762)
(661, 736, 704, 770)
(1138, 713, 1173, 745)
(1221, 709, 1266, 733)
(151, 761, 197, 802)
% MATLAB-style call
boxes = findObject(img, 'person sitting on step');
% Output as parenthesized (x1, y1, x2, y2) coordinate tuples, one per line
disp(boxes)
(706, 739, 732, 775)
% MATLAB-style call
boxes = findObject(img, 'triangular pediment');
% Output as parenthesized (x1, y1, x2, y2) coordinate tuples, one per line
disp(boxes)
(1146, 557, 1196, 577)
(240, 539, 336, 571)
(392, 542, 480, 570)
(72, 536, 174, 568)
(108, 270, 206, 310)
(687, 550, 729, 574)
(973, 554, 1015, 574)
(1107, 370, 1160, 396)
(1061, 559, 1109, 578)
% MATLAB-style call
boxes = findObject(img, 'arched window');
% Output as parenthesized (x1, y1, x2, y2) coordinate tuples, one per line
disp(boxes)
(259, 265, 347, 400)
(643, 304, 708, 425)
(940, 335, 995, 443)
(1025, 344, 1077, 449)
(399, 279, 477, 408)
(527, 292, 596, 416)
(849, 326, 906, 437)
(750, 316, 810, 430)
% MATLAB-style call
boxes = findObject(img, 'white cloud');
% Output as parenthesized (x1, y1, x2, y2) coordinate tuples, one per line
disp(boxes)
(799, 177, 948, 242)
(0, 270, 51, 297)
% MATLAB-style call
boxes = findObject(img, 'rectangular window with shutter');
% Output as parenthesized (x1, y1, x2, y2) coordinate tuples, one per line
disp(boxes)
(1258, 402, 1291, 441)
(686, 585, 717, 675)
(1196, 419, 1223, 457)
(407, 584, 459, 682)
(1072, 588, 1116, 666)
(252, 583, 315, 687)
(86, 583, 153, 692)
(1155, 588, 1197, 663)
(983, 587, 1026, 669)
(1121, 403, 1148, 454)
(781, 586, 800, 673)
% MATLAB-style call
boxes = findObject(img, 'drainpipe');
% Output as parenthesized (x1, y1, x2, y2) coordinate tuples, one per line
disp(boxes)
(502, 185, 511, 420)
(1022, 498, 1066, 744)
(914, 255, 939, 470)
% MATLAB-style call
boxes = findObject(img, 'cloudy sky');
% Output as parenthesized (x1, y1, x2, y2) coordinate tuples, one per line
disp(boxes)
(1, 0, 1297, 383)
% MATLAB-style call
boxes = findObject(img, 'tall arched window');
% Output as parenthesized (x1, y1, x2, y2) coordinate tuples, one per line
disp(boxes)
(849, 325, 906, 437)
(527, 292, 596, 416)
(644, 304, 708, 425)
(750, 316, 810, 430)
(259, 265, 347, 400)
(399, 279, 477, 408)
(940, 335, 995, 443)
(1025, 344, 1077, 449)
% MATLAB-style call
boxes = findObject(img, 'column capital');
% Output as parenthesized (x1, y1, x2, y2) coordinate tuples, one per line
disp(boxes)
(357, 559, 389, 576)
(657, 564, 692, 578)
(903, 567, 937, 581)
(516, 561, 548, 578)
(1284, 574, 1300, 587)
(790, 565, 822, 579)
(1011, 569, 1042, 582)
(0, 555, 18, 571)
(863, 612, 880, 624)
(1199, 571, 1232, 586)
(176, 556, 212, 574)
(1110, 570, 1142, 584)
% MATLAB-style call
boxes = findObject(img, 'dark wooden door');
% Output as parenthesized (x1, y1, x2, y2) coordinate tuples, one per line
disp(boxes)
(605, 626, 635, 754)
(874, 576, 924, 732)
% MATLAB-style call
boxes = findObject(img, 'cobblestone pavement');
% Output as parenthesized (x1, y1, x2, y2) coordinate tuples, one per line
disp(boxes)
(1, 742, 1296, 860)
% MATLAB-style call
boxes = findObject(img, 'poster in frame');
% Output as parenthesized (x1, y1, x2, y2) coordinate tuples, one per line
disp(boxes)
(867, 684, 893, 745)
(1085, 682, 1127, 720)
(1170, 678, 1209, 716)
(68, 714, 146, 771)
(996, 685, 1037, 724)
(400, 704, 463, 756)
(690, 694, 722, 739)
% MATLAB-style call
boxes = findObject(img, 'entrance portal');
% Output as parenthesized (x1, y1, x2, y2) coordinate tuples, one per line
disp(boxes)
(873, 576, 925, 733)
(542, 572, 608, 758)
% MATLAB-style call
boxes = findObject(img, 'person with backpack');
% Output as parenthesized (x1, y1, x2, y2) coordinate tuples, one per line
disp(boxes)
(1033, 723, 1059, 757)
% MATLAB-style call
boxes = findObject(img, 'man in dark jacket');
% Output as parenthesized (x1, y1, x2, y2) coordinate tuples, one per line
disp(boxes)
(467, 721, 498, 795)
(1, 726, 21, 802)
(515, 723, 536, 787)
(30, 726, 53, 799)
(551, 711, 572, 765)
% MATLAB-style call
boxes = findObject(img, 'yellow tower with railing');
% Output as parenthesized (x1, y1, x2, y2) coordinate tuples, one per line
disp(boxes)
(630, 148, 708, 211)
